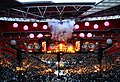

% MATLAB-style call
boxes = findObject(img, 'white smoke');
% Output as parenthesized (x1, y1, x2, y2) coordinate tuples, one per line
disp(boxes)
(48, 19, 75, 41)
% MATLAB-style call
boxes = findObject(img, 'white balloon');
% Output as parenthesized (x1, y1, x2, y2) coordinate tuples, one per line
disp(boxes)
(10, 40, 16, 45)
(106, 39, 112, 44)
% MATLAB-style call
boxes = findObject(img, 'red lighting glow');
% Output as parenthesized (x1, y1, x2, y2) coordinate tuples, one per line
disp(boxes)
(23, 25, 28, 30)
(37, 33, 43, 38)
(87, 33, 92, 38)
(43, 25, 48, 29)
(29, 33, 34, 38)
(33, 23, 38, 27)
(74, 24, 79, 29)
(13, 23, 18, 28)
(104, 21, 109, 26)
(85, 22, 90, 26)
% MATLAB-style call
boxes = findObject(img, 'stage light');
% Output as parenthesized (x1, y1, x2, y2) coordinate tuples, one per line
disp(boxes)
(10, 40, 16, 45)
(37, 33, 43, 38)
(29, 33, 34, 38)
(13, 23, 18, 28)
(104, 21, 109, 26)
(87, 33, 92, 37)
(85, 22, 90, 26)
(94, 24, 99, 29)
(23, 25, 28, 30)
(79, 33, 85, 38)
(74, 24, 79, 29)
(33, 22, 38, 27)
(16, 67, 21, 71)
(43, 25, 48, 29)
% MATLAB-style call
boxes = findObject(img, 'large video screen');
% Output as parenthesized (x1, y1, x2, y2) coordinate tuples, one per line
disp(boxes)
(45, 41, 80, 54)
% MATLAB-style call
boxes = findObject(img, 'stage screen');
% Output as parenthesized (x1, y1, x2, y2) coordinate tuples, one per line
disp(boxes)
(46, 41, 80, 54)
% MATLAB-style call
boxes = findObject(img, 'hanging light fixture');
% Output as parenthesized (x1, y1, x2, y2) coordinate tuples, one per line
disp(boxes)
(74, 24, 79, 29)
(33, 22, 38, 27)
(94, 24, 99, 29)
(85, 22, 90, 26)
(29, 33, 34, 38)
(13, 23, 18, 28)
(104, 21, 109, 26)
(23, 25, 28, 30)
(43, 25, 48, 29)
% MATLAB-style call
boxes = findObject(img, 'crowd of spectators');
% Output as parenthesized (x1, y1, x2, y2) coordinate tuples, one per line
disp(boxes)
(0, 50, 120, 82)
